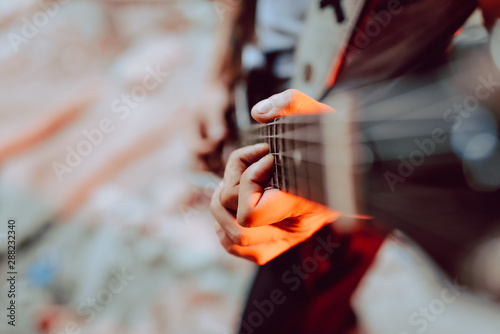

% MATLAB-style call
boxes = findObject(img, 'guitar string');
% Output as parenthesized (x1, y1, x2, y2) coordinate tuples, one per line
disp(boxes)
(244, 123, 454, 146)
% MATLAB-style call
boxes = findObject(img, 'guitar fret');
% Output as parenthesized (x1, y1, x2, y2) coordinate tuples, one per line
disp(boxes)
(299, 121, 310, 200)
(268, 123, 275, 188)
(287, 121, 297, 196)
(273, 121, 280, 189)
(278, 121, 285, 192)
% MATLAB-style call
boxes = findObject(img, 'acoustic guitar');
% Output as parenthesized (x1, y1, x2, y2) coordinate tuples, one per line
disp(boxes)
(236, 42, 500, 276)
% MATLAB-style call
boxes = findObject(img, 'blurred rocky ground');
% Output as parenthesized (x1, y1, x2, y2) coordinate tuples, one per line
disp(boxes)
(0, 1, 254, 333)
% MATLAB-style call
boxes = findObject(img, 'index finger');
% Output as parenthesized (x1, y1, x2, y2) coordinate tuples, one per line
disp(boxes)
(220, 143, 269, 211)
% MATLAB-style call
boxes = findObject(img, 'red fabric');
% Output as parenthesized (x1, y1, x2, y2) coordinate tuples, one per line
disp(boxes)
(238, 223, 386, 334)
(303, 225, 386, 333)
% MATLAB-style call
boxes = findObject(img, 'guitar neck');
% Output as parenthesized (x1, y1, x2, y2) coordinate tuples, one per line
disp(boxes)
(242, 115, 329, 206)
(241, 111, 460, 214)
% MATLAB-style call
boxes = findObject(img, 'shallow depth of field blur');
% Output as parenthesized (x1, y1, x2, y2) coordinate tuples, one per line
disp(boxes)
(0, 1, 255, 334)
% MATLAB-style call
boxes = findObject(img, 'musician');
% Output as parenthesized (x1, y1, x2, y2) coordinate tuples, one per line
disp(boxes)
(211, 0, 500, 333)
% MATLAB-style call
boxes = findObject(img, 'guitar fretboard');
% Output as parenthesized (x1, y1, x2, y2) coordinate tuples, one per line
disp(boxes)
(240, 110, 464, 212)
(242, 115, 328, 206)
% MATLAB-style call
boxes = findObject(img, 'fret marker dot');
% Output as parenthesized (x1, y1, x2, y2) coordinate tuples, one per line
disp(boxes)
(293, 151, 302, 166)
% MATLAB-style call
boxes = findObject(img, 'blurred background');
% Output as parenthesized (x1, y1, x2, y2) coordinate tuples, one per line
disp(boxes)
(0, 1, 254, 334)
(1, 1, 500, 334)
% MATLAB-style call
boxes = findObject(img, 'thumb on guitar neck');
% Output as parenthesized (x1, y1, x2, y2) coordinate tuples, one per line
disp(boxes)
(251, 89, 335, 123)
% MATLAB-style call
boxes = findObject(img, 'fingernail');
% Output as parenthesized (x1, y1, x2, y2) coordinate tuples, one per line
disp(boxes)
(263, 153, 274, 164)
(254, 142, 269, 150)
(255, 153, 274, 168)
(252, 99, 271, 115)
